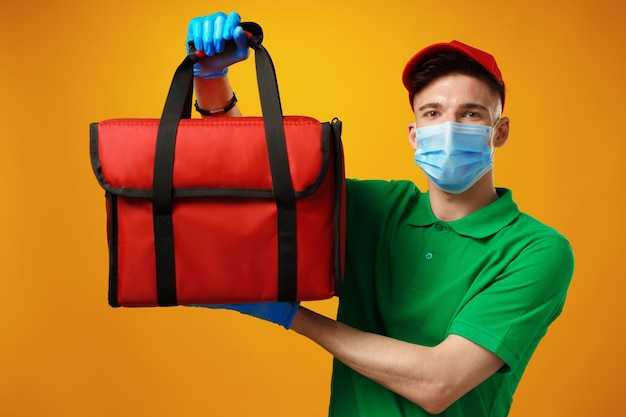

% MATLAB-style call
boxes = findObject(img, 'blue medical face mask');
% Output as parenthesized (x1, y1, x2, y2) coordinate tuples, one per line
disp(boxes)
(414, 121, 494, 194)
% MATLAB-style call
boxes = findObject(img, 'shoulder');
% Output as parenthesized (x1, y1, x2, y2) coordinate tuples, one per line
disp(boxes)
(500, 212, 575, 294)
(513, 212, 572, 253)
(520, 213, 574, 263)
(345, 179, 423, 231)
(499, 190, 573, 260)
(346, 178, 421, 206)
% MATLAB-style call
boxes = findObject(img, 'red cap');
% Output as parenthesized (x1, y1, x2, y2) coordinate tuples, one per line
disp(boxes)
(402, 40, 505, 109)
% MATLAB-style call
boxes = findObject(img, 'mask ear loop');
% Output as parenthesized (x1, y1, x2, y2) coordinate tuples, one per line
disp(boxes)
(489, 118, 502, 159)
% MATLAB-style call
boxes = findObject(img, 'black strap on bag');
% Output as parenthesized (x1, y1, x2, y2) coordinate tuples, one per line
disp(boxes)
(152, 22, 298, 305)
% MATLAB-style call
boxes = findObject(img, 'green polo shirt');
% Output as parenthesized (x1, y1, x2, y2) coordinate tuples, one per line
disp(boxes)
(329, 179, 574, 417)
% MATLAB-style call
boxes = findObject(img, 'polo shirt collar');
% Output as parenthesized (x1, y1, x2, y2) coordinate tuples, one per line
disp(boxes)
(408, 188, 520, 239)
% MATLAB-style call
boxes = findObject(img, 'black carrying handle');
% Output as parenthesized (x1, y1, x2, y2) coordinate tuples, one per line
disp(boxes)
(152, 22, 298, 305)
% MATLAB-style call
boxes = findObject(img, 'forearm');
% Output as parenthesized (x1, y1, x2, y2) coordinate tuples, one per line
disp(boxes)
(290, 307, 503, 414)
(194, 76, 242, 117)
(291, 307, 442, 411)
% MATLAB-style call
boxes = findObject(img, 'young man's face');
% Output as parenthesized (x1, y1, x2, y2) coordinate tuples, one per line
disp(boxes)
(408, 74, 509, 150)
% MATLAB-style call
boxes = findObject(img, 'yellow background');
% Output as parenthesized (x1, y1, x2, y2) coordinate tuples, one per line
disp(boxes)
(1, 0, 623, 416)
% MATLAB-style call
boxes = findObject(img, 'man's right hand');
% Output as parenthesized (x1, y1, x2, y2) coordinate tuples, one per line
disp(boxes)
(189, 302, 300, 330)
(186, 11, 250, 78)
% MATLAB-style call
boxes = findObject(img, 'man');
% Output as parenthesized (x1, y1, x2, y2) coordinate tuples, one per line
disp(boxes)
(187, 12, 574, 416)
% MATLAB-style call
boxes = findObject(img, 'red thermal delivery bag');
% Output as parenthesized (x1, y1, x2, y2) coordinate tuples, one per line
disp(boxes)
(89, 23, 345, 307)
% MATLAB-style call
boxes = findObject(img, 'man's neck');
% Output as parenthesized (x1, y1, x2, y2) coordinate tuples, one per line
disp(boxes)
(428, 176, 499, 222)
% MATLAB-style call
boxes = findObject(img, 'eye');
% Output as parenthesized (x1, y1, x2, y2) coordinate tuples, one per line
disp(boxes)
(462, 111, 481, 119)
(423, 110, 439, 118)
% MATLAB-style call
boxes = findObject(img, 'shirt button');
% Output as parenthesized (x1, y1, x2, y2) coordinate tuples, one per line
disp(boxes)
(425, 252, 433, 260)
(435, 224, 443, 231)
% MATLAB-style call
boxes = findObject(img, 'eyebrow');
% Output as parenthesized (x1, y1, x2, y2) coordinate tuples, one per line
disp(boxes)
(459, 103, 491, 113)
(417, 103, 442, 112)
(417, 102, 490, 113)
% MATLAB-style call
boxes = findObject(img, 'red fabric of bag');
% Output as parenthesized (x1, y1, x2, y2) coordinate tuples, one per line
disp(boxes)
(91, 116, 345, 307)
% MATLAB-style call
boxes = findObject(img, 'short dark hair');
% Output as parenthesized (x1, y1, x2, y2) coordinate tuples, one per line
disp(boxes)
(408, 53, 505, 107)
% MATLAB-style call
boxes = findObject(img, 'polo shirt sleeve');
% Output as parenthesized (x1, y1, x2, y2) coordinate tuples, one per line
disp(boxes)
(447, 222, 574, 374)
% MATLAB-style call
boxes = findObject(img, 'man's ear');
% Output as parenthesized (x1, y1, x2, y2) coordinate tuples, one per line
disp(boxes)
(494, 117, 510, 148)
(408, 122, 417, 150)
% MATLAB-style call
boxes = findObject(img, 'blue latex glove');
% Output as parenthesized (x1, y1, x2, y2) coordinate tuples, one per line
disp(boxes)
(186, 11, 250, 78)
(191, 302, 300, 329)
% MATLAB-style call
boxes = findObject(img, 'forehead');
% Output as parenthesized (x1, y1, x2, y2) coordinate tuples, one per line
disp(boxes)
(412, 73, 501, 111)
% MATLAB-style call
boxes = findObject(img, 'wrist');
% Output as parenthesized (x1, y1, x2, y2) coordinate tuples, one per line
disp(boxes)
(194, 76, 240, 117)
(282, 302, 300, 330)
(194, 67, 228, 79)
(194, 93, 237, 117)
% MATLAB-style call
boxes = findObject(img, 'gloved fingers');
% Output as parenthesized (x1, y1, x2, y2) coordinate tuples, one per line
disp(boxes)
(188, 301, 299, 329)
(186, 12, 224, 56)
(211, 13, 226, 53)
(188, 17, 211, 55)
(187, 18, 201, 54)
(187, 12, 243, 56)
(201, 13, 222, 56)
(214, 12, 242, 53)
(223, 12, 241, 41)
(232, 26, 248, 49)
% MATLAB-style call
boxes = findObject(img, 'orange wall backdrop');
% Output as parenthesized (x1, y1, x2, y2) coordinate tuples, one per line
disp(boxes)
(1, 0, 623, 416)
